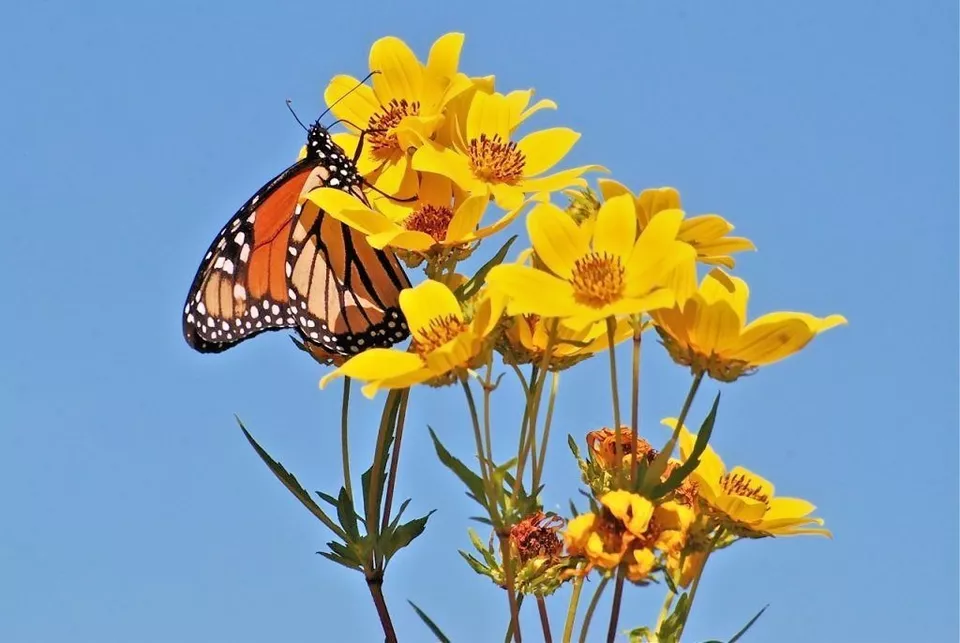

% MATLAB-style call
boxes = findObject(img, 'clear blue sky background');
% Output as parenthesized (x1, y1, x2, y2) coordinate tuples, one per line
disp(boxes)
(1, 1, 956, 642)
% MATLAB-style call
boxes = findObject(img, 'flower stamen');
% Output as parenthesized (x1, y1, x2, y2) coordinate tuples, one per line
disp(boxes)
(720, 472, 770, 504)
(403, 205, 455, 242)
(367, 98, 420, 159)
(412, 314, 468, 357)
(569, 252, 626, 308)
(467, 133, 526, 184)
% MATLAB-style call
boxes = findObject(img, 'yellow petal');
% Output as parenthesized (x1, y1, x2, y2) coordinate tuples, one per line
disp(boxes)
(305, 188, 388, 236)
(527, 202, 590, 278)
(370, 36, 423, 104)
(714, 494, 767, 524)
(419, 172, 454, 207)
(518, 165, 603, 193)
(367, 228, 435, 251)
(324, 75, 379, 127)
(396, 114, 444, 150)
(597, 178, 633, 202)
(592, 193, 638, 262)
(471, 289, 507, 338)
(319, 349, 422, 389)
(692, 299, 742, 355)
(400, 280, 463, 337)
(423, 333, 475, 373)
(490, 183, 524, 210)
(727, 465, 775, 499)
(426, 32, 464, 79)
(515, 128, 580, 177)
(637, 187, 682, 227)
(445, 194, 488, 242)
(505, 89, 557, 127)
(765, 497, 817, 520)
(729, 318, 817, 366)
(412, 143, 481, 193)
(679, 214, 734, 241)
(375, 153, 411, 197)
(466, 90, 510, 141)
(361, 365, 434, 398)
(486, 264, 578, 318)
(470, 200, 527, 241)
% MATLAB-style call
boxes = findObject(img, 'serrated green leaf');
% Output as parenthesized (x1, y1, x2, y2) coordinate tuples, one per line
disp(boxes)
(652, 393, 720, 498)
(337, 485, 361, 541)
(429, 427, 488, 509)
(454, 235, 517, 302)
(387, 498, 413, 532)
(237, 419, 346, 540)
(383, 511, 435, 562)
(459, 550, 492, 575)
(318, 551, 363, 571)
(409, 601, 452, 643)
(726, 604, 769, 642)
(315, 490, 339, 508)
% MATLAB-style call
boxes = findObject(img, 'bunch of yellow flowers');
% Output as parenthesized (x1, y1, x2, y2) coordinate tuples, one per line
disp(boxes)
(243, 32, 846, 643)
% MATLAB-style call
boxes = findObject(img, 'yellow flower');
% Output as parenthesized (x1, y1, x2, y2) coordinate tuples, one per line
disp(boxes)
(651, 269, 846, 382)
(412, 90, 598, 209)
(666, 419, 832, 539)
(597, 180, 756, 269)
(319, 280, 503, 397)
(486, 196, 696, 328)
(499, 315, 635, 370)
(323, 33, 472, 195)
(305, 174, 527, 259)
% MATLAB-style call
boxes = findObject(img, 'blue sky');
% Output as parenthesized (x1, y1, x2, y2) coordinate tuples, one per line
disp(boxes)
(1, 1, 956, 642)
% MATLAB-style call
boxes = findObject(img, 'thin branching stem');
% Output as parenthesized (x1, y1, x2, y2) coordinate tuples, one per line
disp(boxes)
(380, 390, 409, 534)
(340, 377, 353, 502)
(630, 318, 642, 483)
(537, 596, 553, 643)
(605, 570, 626, 643)
(605, 317, 623, 485)
(562, 574, 585, 643)
(533, 370, 560, 490)
(578, 575, 611, 643)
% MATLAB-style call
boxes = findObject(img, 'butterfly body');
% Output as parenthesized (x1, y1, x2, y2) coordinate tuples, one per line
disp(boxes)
(183, 124, 410, 355)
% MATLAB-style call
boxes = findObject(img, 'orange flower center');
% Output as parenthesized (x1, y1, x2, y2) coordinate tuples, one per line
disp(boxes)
(509, 511, 564, 563)
(467, 133, 526, 184)
(403, 205, 455, 242)
(367, 98, 420, 159)
(412, 314, 467, 357)
(570, 252, 625, 308)
(720, 472, 770, 504)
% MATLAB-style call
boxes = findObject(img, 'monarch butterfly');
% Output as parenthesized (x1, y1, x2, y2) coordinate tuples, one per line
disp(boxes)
(182, 121, 411, 356)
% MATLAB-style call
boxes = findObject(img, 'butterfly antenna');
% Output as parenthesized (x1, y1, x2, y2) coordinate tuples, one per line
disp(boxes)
(318, 70, 380, 123)
(361, 177, 419, 203)
(285, 100, 309, 132)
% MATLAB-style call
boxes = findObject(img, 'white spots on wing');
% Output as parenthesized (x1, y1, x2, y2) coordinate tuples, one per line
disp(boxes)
(231, 218, 242, 230)
(328, 177, 340, 187)
(223, 260, 234, 275)
(197, 302, 206, 315)
(250, 306, 259, 319)
(288, 247, 298, 256)
(265, 315, 272, 323)
(221, 321, 230, 331)
(239, 244, 250, 262)
(186, 314, 194, 323)
(271, 304, 280, 315)
(247, 211, 257, 223)
(233, 284, 246, 299)
(285, 262, 292, 278)
(206, 317, 215, 328)
(214, 257, 225, 269)
(234, 232, 245, 245)
(310, 332, 319, 339)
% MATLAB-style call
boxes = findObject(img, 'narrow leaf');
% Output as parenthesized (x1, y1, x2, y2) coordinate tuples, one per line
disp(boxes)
(237, 419, 346, 540)
(318, 551, 363, 571)
(652, 393, 721, 498)
(454, 234, 517, 302)
(387, 498, 413, 532)
(429, 427, 488, 508)
(409, 601, 452, 643)
(337, 485, 361, 541)
(383, 511, 435, 562)
(727, 604, 769, 643)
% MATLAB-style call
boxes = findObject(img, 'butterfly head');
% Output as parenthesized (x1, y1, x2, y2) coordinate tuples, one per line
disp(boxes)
(305, 122, 337, 158)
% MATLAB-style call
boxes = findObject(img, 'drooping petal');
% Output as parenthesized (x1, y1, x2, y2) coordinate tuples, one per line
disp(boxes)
(515, 128, 580, 177)
(361, 365, 434, 398)
(469, 200, 526, 241)
(518, 165, 602, 193)
(713, 494, 767, 525)
(419, 171, 454, 207)
(424, 333, 476, 373)
(411, 143, 481, 193)
(304, 188, 390, 236)
(320, 349, 423, 389)
(445, 194, 488, 242)
(375, 152, 411, 197)
(679, 214, 734, 241)
(527, 202, 590, 278)
(490, 183, 524, 210)
(367, 228, 435, 251)
(324, 75, 379, 127)
(400, 279, 464, 339)
(486, 264, 579, 318)
(592, 194, 638, 262)
(369, 36, 423, 104)
(729, 318, 818, 366)
(692, 299, 742, 355)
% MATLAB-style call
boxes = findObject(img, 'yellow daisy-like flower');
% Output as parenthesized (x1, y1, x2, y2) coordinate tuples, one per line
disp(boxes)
(319, 280, 503, 397)
(412, 90, 598, 209)
(597, 180, 756, 269)
(323, 33, 472, 195)
(499, 315, 635, 370)
(486, 195, 696, 329)
(651, 268, 846, 382)
(665, 419, 832, 539)
(304, 174, 526, 260)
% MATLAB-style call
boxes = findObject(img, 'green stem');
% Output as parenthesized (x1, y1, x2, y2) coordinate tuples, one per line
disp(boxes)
(629, 318, 642, 484)
(340, 377, 353, 502)
(654, 585, 676, 631)
(380, 390, 409, 534)
(578, 576, 610, 643)
(647, 371, 705, 488)
(675, 529, 723, 640)
(500, 533, 523, 643)
(514, 321, 557, 500)
(605, 317, 623, 485)
(605, 571, 625, 643)
(537, 595, 553, 643)
(561, 574, 585, 643)
(461, 376, 494, 508)
(483, 359, 496, 473)
(366, 390, 401, 568)
(367, 577, 398, 643)
(533, 370, 560, 490)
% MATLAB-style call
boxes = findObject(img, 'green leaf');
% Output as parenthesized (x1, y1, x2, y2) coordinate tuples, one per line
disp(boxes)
(429, 427, 488, 508)
(336, 485, 361, 541)
(568, 500, 580, 518)
(315, 490, 339, 508)
(317, 551, 363, 571)
(726, 604, 769, 642)
(383, 511, 435, 562)
(408, 601, 452, 643)
(652, 393, 721, 498)
(387, 498, 413, 532)
(454, 234, 517, 302)
(567, 434, 582, 460)
(237, 418, 346, 540)
(459, 550, 492, 576)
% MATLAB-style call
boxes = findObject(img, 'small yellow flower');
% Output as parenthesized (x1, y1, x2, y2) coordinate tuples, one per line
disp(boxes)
(320, 280, 503, 397)
(305, 174, 527, 259)
(412, 90, 598, 209)
(323, 33, 472, 195)
(499, 315, 635, 370)
(665, 419, 831, 538)
(596, 180, 756, 269)
(651, 269, 846, 382)
(486, 196, 696, 329)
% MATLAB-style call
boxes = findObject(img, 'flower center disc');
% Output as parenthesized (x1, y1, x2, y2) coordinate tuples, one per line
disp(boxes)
(413, 314, 468, 357)
(570, 252, 626, 308)
(403, 205, 455, 242)
(467, 133, 526, 184)
(367, 98, 420, 159)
